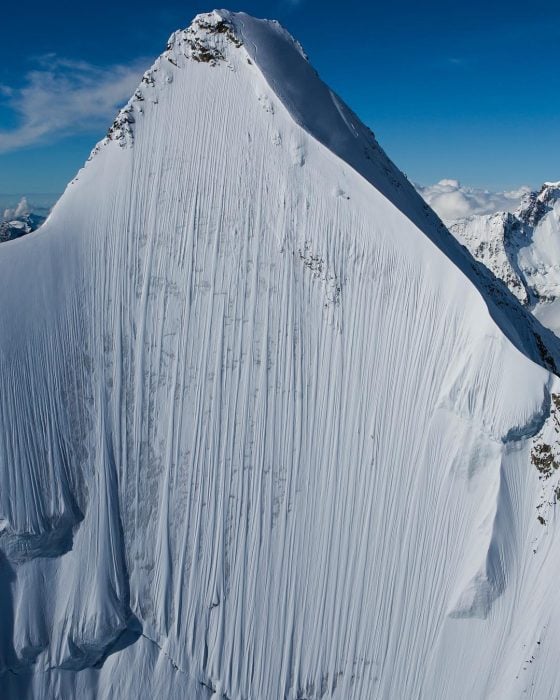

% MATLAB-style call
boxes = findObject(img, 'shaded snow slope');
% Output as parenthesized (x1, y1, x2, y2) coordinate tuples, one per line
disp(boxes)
(2, 11, 560, 699)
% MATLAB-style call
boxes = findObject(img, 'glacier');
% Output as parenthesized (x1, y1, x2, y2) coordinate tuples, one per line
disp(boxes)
(1, 10, 560, 699)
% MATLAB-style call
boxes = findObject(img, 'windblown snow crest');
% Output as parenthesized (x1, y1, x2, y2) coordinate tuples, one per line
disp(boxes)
(3, 10, 560, 700)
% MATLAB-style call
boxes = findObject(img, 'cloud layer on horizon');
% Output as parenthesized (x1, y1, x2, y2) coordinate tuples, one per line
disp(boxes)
(0, 56, 147, 154)
(416, 179, 531, 223)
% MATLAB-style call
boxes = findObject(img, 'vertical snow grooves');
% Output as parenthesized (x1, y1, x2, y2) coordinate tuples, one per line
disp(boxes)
(0, 10, 559, 699)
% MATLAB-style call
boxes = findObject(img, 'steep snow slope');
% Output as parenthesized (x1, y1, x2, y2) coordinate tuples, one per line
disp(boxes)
(451, 183, 560, 335)
(1, 11, 560, 699)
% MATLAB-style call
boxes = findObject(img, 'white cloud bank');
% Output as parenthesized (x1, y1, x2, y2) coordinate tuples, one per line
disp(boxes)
(416, 179, 531, 223)
(0, 56, 147, 153)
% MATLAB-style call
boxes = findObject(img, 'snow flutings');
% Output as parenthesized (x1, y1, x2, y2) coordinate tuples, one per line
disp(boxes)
(1, 10, 560, 700)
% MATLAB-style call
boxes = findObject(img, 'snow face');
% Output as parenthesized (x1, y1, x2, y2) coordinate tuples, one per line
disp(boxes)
(1, 10, 560, 699)
(450, 183, 560, 336)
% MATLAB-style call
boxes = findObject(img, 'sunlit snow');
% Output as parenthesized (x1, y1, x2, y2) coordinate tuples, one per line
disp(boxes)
(1, 11, 560, 700)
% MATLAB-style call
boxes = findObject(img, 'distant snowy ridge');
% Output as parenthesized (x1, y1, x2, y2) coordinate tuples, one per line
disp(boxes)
(2, 10, 560, 700)
(450, 182, 560, 335)
(0, 197, 46, 242)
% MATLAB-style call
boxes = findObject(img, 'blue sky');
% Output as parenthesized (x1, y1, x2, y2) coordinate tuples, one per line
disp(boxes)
(0, 0, 558, 197)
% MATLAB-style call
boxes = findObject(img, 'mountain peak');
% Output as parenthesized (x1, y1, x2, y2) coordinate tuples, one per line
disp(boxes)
(67, 10, 560, 375)
(517, 181, 560, 227)
(166, 11, 244, 65)
(6, 14, 560, 698)
(450, 180, 560, 334)
(85, 12, 300, 158)
(82, 10, 444, 249)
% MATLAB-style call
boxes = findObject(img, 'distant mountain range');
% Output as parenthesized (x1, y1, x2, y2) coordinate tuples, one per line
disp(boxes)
(0, 195, 55, 241)
(0, 212, 46, 242)
(450, 182, 560, 335)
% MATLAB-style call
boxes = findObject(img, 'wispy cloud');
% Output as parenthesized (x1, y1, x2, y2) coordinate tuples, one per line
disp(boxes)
(447, 57, 469, 67)
(416, 179, 531, 223)
(0, 55, 147, 153)
(2, 195, 29, 221)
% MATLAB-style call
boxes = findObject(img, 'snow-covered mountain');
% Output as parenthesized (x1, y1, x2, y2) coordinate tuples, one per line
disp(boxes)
(451, 182, 560, 335)
(0, 213, 45, 242)
(2, 10, 560, 699)
(0, 197, 46, 242)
